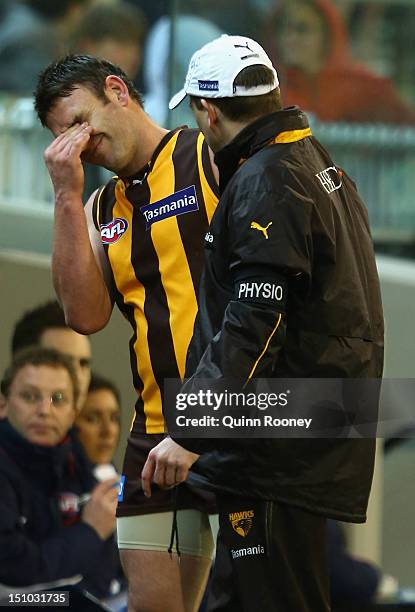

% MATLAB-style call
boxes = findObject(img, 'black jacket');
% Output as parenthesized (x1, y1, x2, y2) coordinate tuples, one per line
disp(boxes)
(0, 420, 123, 598)
(175, 108, 384, 522)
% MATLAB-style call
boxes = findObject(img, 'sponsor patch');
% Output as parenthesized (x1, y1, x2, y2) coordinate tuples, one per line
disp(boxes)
(231, 545, 265, 559)
(250, 221, 272, 239)
(140, 185, 199, 229)
(204, 231, 215, 249)
(229, 510, 254, 537)
(118, 475, 126, 502)
(100, 217, 129, 244)
(59, 492, 80, 514)
(59, 492, 81, 526)
(235, 279, 286, 310)
(198, 80, 219, 91)
(315, 166, 343, 194)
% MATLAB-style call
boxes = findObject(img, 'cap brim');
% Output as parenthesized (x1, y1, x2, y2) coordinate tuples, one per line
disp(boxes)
(168, 89, 187, 110)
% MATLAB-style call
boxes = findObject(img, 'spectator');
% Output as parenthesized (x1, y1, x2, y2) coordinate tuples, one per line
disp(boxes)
(0, 0, 91, 95)
(68, 1, 146, 81)
(12, 300, 92, 409)
(0, 0, 55, 95)
(75, 374, 121, 469)
(10, 303, 126, 604)
(328, 520, 399, 607)
(328, 520, 380, 606)
(125, 0, 167, 29)
(0, 347, 119, 600)
(25, 0, 91, 51)
(144, 15, 222, 125)
(263, 0, 415, 124)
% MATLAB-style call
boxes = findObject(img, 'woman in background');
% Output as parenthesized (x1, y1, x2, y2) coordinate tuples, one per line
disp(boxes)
(264, 0, 415, 124)
(75, 374, 121, 478)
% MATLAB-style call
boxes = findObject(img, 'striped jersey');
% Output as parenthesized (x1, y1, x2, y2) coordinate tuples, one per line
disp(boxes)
(93, 128, 218, 433)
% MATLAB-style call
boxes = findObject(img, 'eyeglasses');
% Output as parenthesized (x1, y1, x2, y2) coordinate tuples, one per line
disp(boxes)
(13, 389, 72, 409)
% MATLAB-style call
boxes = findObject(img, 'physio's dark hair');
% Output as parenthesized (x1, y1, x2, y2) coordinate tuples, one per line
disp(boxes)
(11, 300, 67, 355)
(88, 373, 121, 408)
(34, 54, 143, 126)
(1, 346, 79, 406)
(190, 65, 282, 121)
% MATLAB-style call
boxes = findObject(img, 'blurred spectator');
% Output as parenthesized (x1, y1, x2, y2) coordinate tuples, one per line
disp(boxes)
(328, 520, 399, 607)
(0, 0, 54, 95)
(126, 0, 167, 29)
(172, 0, 263, 38)
(0, 0, 91, 95)
(328, 520, 380, 606)
(144, 15, 222, 126)
(0, 347, 120, 600)
(68, 1, 146, 81)
(24, 0, 89, 42)
(12, 300, 92, 409)
(75, 374, 121, 468)
(264, 0, 415, 124)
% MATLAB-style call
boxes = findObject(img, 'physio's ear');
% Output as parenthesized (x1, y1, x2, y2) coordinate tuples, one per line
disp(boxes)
(201, 99, 219, 127)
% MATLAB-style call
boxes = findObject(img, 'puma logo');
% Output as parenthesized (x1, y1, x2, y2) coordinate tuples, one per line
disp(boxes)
(250, 221, 272, 239)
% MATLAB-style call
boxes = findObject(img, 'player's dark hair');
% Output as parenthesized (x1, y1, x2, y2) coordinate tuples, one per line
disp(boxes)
(12, 300, 67, 355)
(190, 65, 282, 121)
(34, 54, 143, 126)
(1, 346, 79, 406)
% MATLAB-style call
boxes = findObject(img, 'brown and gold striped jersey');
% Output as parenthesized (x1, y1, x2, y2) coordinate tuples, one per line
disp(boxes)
(93, 128, 218, 433)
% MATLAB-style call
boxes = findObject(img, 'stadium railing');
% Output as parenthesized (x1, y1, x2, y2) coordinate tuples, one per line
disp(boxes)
(1, 96, 415, 248)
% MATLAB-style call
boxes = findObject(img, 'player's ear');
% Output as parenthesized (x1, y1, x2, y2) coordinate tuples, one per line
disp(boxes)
(104, 75, 129, 106)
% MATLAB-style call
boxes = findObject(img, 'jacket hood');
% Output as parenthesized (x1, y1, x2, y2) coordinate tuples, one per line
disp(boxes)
(265, 0, 352, 74)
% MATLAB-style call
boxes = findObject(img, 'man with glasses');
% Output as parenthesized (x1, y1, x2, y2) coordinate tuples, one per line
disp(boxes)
(0, 347, 120, 599)
(11, 300, 92, 410)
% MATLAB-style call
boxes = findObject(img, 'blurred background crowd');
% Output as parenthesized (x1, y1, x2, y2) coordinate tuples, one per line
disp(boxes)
(1, 0, 415, 610)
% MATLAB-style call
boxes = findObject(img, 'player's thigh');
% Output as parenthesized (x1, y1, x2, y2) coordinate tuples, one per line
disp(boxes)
(117, 509, 214, 556)
(120, 548, 184, 612)
(118, 510, 214, 610)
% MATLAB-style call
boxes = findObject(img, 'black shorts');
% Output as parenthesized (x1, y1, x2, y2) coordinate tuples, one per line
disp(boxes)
(116, 432, 217, 517)
(206, 494, 330, 612)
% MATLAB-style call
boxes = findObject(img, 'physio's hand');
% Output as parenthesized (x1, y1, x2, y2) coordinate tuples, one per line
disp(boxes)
(44, 122, 92, 201)
(141, 437, 200, 497)
(81, 477, 118, 540)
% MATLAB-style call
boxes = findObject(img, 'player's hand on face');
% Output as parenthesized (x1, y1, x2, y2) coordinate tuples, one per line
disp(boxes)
(44, 122, 92, 201)
(141, 437, 200, 497)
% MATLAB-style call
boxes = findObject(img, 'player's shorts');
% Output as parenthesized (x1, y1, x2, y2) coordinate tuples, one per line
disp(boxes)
(117, 510, 217, 559)
(116, 432, 217, 518)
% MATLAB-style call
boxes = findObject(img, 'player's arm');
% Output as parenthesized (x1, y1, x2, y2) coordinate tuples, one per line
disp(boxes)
(45, 123, 113, 334)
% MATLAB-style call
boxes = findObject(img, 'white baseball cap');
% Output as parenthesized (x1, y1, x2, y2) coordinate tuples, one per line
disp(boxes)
(169, 34, 279, 110)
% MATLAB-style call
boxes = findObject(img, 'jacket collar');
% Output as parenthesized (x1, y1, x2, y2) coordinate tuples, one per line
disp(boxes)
(0, 418, 70, 482)
(214, 107, 310, 192)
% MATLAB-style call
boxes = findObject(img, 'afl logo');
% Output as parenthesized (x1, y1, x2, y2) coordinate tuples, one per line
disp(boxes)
(100, 218, 129, 244)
